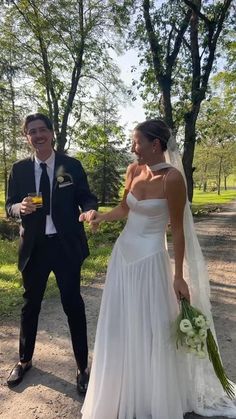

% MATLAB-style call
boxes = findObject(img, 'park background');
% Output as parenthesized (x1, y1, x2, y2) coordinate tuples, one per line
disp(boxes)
(0, 0, 235, 316)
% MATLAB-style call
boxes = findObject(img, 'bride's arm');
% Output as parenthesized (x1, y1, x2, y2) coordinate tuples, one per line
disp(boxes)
(165, 169, 190, 302)
(79, 163, 137, 224)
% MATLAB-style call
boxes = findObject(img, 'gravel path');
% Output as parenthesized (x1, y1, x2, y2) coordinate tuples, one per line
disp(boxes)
(0, 202, 235, 419)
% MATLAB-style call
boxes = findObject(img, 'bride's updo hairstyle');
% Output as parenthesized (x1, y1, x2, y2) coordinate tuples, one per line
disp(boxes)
(134, 119, 171, 152)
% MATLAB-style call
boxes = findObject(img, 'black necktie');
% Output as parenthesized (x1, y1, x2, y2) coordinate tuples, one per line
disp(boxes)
(39, 163, 50, 215)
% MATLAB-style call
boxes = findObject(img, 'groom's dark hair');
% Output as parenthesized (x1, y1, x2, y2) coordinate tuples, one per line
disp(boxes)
(22, 113, 53, 135)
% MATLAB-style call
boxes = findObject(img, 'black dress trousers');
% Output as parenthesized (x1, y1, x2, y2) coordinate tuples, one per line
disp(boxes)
(20, 235, 88, 372)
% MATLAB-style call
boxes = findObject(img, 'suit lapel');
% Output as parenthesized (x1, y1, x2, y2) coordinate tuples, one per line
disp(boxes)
(52, 152, 64, 199)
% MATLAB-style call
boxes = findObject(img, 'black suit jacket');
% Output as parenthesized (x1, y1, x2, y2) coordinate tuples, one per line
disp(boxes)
(6, 152, 98, 272)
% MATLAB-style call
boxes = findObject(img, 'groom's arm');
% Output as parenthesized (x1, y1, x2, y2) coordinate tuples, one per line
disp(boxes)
(6, 163, 35, 219)
(74, 160, 98, 212)
(6, 164, 22, 218)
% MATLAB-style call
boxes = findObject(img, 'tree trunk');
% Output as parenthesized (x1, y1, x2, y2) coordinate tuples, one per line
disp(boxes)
(101, 146, 106, 205)
(217, 156, 223, 195)
(224, 176, 227, 191)
(8, 75, 17, 160)
(0, 102, 8, 212)
(161, 79, 174, 130)
(181, 0, 232, 199)
(182, 112, 198, 202)
(3, 135, 8, 205)
(56, 0, 84, 153)
(203, 162, 208, 192)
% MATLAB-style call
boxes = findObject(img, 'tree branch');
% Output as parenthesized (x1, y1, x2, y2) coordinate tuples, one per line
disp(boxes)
(167, 8, 192, 71)
(166, 24, 174, 61)
(143, 0, 163, 78)
(79, 74, 114, 94)
(27, 0, 77, 61)
(59, 0, 85, 152)
(173, 25, 191, 51)
(201, 0, 232, 92)
(183, 0, 212, 26)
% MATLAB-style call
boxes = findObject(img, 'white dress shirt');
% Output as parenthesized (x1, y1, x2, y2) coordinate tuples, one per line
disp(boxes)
(34, 151, 57, 235)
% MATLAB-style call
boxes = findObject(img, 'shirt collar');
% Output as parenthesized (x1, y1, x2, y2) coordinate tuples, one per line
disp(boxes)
(35, 150, 55, 170)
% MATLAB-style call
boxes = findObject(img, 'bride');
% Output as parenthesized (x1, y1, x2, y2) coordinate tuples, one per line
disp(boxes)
(80, 119, 236, 419)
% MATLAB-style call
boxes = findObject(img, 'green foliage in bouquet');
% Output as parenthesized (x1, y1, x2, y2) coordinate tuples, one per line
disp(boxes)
(175, 298, 235, 399)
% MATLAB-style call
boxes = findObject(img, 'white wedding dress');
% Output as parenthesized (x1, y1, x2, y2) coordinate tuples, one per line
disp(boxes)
(81, 191, 236, 419)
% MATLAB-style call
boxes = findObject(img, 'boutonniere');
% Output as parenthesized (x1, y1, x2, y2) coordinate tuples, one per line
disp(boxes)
(56, 166, 73, 187)
(57, 175, 65, 183)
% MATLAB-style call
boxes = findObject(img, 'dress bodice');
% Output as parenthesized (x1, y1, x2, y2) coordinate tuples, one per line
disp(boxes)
(117, 192, 169, 263)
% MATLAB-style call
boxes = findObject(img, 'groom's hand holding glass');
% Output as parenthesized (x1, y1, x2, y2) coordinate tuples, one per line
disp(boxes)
(20, 196, 37, 215)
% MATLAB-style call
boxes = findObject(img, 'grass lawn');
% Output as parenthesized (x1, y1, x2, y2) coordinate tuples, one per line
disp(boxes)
(193, 189, 236, 205)
(192, 189, 236, 214)
(0, 187, 235, 317)
(0, 189, 5, 218)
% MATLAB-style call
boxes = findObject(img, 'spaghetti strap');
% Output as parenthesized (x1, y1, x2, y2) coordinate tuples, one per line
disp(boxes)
(163, 167, 176, 196)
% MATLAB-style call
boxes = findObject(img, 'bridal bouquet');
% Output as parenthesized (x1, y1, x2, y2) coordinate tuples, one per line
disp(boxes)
(175, 298, 235, 399)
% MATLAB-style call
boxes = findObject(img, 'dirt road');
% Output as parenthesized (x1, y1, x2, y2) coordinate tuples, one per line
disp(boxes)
(0, 203, 235, 419)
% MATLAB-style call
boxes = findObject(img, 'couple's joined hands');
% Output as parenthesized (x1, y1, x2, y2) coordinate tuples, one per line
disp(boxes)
(79, 210, 103, 232)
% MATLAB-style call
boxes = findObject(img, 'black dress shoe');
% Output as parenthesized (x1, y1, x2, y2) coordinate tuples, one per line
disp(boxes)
(77, 370, 89, 395)
(7, 362, 32, 387)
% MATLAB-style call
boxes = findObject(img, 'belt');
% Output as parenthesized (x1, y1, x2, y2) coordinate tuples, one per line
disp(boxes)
(45, 234, 58, 239)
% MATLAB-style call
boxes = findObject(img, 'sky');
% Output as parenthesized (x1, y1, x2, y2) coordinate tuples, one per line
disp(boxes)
(113, 0, 166, 135)
(114, 49, 146, 136)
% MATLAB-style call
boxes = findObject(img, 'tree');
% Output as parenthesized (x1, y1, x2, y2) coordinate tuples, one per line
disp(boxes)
(194, 93, 236, 194)
(0, 57, 28, 200)
(2, 0, 126, 152)
(0, 3, 32, 199)
(76, 91, 130, 204)
(119, 0, 233, 200)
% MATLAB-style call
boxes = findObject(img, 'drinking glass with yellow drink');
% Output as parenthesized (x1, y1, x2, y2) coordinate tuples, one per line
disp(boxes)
(28, 192, 43, 208)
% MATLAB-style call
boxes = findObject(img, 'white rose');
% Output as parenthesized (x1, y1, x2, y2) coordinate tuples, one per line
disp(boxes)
(194, 316, 206, 328)
(180, 319, 193, 333)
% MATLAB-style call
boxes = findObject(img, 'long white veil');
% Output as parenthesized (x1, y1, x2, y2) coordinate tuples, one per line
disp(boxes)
(165, 133, 236, 417)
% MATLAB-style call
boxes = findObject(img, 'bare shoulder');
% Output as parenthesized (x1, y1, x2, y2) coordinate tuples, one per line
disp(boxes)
(165, 168, 186, 200)
(126, 162, 139, 176)
(166, 168, 185, 187)
(125, 162, 141, 191)
(125, 162, 141, 181)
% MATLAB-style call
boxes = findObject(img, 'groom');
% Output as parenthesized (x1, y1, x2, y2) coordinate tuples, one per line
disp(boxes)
(6, 113, 98, 394)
